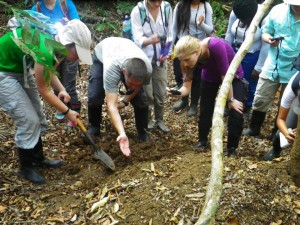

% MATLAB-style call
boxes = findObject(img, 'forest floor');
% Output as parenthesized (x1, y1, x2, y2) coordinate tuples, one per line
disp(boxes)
(1, 1, 300, 225)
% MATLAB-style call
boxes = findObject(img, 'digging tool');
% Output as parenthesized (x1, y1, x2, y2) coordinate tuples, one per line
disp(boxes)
(77, 119, 116, 171)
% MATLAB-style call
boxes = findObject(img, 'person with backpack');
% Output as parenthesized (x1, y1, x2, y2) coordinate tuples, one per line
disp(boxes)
(172, 0, 213, 117)
(225, 0, 269, 121)
(243, 0, 300, 140)
(262, 68, 299, 161)
(130, 0, 173, 133)
(0, 19, 92, 184)
(169, 35, 246, 157)
(87, 37, 152, 156)
(32, 0, 82, 128)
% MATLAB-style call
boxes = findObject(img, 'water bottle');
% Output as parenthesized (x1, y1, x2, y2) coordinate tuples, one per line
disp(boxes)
(122, 15, 132, 40)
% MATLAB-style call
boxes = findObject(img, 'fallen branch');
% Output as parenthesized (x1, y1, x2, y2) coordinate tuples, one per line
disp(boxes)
(195, 0, 274, 224)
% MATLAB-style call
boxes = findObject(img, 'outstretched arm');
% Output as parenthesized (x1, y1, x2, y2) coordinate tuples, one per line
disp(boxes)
(34, 62, 79, 122)
(106, 92, 131, 156)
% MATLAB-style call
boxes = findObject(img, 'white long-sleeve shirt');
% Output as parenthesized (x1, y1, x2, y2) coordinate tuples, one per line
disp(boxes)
(131, 0, 173, 65)
(225, 5, 269, 72)
(172, 1, 213, 42)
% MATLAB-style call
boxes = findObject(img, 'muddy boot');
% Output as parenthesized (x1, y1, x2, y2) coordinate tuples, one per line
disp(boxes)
(18, 148, 45, 184)
(172, 96, 188, 112)
(242, 110, 266, 136)
(147, 107, 155, 130)
(135, 107, 152, 141)
(193, 141, 208, 151)
(32, 137, 62, 168)
(227, 147, 237, 157)
(263, 136, 282, 161)
(155, 106, 170, 133)
(187, 84, 200, 117)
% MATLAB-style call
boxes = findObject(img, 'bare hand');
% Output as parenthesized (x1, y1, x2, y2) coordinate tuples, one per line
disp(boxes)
(150, 34, 160, 44)
(58, 90, 71, 104)
(228, 99, 244, 114)
(251, 69, 260, 79)
(286, 129, 296, 143)
(117, 102, 126, 110)
(66, 109, 79, 123)
(269, 39, 280, 47)
(197, 15, 204, 25)
(116, 134, 131, 156)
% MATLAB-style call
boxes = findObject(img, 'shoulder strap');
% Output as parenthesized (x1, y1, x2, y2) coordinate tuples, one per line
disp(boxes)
(59, 0, 69, 19)
(291, 72, 300, 96)
(36, 1, 42, 13)
(163, 1, 171, 28)
(138, 1, 147, 26)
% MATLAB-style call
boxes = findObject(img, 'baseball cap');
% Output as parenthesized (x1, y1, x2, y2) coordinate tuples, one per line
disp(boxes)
(283, 0, 300, 5)
(56, 19, 92, 65)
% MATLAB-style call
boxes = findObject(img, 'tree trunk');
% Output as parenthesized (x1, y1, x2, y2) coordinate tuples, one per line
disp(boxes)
(194, 0, 274, 224)
(290, 115, 300, 186)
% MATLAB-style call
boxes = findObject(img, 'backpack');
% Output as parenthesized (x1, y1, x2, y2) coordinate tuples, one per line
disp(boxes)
(7, 10, 59, 37)
(36, 0, 69, 20)
(123, 1, 171, 40)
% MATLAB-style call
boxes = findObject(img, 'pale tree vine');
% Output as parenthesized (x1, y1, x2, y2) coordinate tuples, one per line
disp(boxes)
(195, 0, 274, 224)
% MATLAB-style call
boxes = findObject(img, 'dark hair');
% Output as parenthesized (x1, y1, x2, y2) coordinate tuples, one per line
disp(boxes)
(125, 58, 148, 81)
(233, 0, 258, 25)
(176, 0, 206, 33)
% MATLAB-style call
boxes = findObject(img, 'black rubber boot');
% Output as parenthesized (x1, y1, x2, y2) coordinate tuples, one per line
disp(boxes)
(135, 107, 151, 142)
(242, 110, 266, 136)
(263, 136, 282, 161)
(187, 84, 200, 117)
(227, 147, 237, 157)
(193, 141, 208, 151)
(172, 96, 188, 112)
(18, 148, 45, 184)
(32, 137, 62, 168)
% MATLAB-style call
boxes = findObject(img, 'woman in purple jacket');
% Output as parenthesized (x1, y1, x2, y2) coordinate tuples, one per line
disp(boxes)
(169, 35, 246, 156)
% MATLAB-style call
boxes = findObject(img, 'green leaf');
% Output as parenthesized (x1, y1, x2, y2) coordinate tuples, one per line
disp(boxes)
(21, 18, 32, 44)
(32, 28, 40, 46)
(11, 36, 37, 62)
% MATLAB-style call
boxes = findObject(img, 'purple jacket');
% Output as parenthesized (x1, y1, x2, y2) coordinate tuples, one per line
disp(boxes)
(201, 37, 243, 83)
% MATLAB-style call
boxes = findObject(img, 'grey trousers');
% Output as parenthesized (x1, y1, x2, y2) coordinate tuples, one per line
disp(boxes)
(0, 72, 47, 149)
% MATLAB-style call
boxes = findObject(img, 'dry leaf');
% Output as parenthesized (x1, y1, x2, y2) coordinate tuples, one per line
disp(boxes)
(0, 205, 6, 213)
(91, 196, 109, 212)
(185, 193, 205, 198)
(226, 216, 238, 225)
(247, 163, 257, 170)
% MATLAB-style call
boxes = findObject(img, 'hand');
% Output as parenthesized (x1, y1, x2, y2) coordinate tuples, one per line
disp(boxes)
(57, 90, 71, 104)
(251, 69, 260, 79)
(117, 101, 126, 110)
(66, 109, 79, 123)
(286, 128, 296, 144)
(268, 38, 280, 47)
(159, 55, 167, 63)
(116, 133, 131, 157)
(228, 99, 244, 114)
(150, 34, 160, 44)
(197, 15, 204, 25)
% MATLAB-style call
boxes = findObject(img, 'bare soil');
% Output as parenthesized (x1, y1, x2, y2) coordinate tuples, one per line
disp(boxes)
(1, 1, 300, 225)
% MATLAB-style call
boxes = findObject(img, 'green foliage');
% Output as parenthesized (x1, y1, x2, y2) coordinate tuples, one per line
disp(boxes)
(96, 6, 109, 17)
(211, 1, 230, 38)
(116, 0, 135, 16)
(96, 21, 118, 32)
(0, 2, 67, 85)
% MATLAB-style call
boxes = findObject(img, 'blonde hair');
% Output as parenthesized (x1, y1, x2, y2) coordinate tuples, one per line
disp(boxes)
(174, 36, 201, 59)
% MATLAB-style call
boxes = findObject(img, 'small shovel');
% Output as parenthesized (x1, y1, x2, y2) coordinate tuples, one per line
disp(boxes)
(77, 119, 116, 171)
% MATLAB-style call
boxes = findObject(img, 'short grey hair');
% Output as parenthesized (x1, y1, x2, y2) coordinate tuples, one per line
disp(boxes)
(125, 58, 148, 81)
